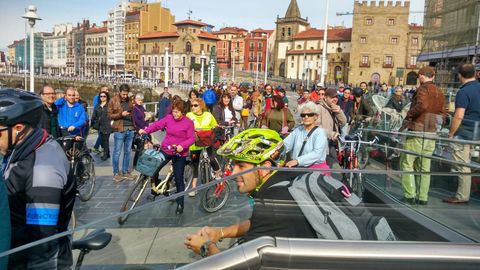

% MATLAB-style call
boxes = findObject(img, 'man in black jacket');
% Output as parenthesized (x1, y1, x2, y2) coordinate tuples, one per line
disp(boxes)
(39, 85, 61, 138)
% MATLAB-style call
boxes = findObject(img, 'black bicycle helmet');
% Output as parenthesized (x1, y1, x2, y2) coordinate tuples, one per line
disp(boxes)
(0, 88, 44, 127)
(352, 87, 364, 97)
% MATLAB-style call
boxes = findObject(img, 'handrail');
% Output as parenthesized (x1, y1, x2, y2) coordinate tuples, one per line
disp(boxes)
(178, 236, 480, 270)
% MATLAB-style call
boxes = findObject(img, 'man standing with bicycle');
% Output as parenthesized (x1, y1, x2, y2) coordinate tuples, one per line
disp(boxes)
(55, 87, 86, 137)
(0, 89, 75, 269)
(108, 84, 135, 182)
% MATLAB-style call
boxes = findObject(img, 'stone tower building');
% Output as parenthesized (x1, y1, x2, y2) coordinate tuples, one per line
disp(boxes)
(273, 0, 310, 77)
(349, 0, 410, 86)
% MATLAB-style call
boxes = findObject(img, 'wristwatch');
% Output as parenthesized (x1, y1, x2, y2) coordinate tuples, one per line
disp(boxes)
(200, 240, 215, 258)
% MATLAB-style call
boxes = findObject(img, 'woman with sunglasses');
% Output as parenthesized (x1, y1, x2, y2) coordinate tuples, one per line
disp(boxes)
(186, 98, 222, 197)
(91, 91, 111, 161)
(282, 101, 328, 168)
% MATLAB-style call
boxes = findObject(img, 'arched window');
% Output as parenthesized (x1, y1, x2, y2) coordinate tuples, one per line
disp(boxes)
(186, 42, 192, 53)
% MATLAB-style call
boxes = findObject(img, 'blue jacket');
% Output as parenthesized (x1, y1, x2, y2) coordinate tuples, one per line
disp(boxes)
(202, 89, 217, 105)
(92, 95, 99, 109)
(55, 97, 86, 135)
(283, 126, 328, 167)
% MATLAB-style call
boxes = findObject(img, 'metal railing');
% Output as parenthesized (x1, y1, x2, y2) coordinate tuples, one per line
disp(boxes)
(179, 236, 480, 270)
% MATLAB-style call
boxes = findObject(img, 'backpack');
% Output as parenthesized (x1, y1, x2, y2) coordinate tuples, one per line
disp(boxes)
(203, 89, 217, 105)
(285, 172, 396, 241)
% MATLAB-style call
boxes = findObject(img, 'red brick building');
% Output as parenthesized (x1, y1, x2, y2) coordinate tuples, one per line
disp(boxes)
(213, 27, 247, 70)
(244, 29, 274, 72)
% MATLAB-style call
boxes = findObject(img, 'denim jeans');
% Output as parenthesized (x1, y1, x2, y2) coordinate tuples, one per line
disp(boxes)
(112, 130, 134, 175)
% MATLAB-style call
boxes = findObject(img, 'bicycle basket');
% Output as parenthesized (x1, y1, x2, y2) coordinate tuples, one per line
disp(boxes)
(135, 149, 166, 177)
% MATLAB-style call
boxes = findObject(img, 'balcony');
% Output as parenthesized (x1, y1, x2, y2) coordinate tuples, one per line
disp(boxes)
(407, 64, 417, 69)
(359, 61, 370, 67)
(382, 63, 394, 68)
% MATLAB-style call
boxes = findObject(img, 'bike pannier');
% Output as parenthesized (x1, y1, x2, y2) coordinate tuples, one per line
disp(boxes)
(195, 130, 215, 147)
(135, 149, 166, 177)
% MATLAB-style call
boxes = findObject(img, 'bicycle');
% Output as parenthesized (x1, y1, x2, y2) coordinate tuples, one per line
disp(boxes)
(118, 141, 193, 225)
(198, 126, 235, 213)
(57, 136, 96, 202)
(72, 228, 112, 270)
(337, 132, 378, 199)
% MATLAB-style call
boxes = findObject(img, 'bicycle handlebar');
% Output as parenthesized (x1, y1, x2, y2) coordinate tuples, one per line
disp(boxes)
(57, 135, 85, 143)
(338, 135, 378, 145)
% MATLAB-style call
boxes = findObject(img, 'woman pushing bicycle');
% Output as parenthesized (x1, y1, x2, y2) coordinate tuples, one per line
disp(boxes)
(138, 100, 195, 214)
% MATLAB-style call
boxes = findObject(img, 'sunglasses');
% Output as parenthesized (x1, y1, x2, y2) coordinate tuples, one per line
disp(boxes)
(191, 104, 199, 107)
(300, 113, 316, 118)
(100, 95, 107, 98)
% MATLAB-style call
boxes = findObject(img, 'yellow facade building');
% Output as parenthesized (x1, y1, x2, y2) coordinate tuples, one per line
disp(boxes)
(124, 2, 176, 76)
(138, 19, 219, 83)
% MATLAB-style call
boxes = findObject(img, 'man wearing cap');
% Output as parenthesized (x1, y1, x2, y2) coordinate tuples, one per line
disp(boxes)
(318, 88, 347, 166)
(399, 66, 445, 205)
(444, 63, 480, 204)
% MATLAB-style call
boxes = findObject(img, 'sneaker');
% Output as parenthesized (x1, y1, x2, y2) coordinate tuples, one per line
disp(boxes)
(122, 172, 135, 181)
(188, 191, 196, 197)
(113, 173, 124, 183)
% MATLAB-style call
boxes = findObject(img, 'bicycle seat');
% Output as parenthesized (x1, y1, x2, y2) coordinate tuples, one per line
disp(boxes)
(72, 228, 112, 251)
(345, 134, 360, 141)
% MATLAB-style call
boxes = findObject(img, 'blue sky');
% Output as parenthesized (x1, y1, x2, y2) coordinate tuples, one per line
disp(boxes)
(0, 0, 425, 51)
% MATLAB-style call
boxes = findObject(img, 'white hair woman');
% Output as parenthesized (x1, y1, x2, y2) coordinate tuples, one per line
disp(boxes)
(282, 102, 329, 171)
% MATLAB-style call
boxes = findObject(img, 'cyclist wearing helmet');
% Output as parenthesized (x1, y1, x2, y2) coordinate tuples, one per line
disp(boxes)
(0, 89, 75, 269)
(184, 128, 316, 257)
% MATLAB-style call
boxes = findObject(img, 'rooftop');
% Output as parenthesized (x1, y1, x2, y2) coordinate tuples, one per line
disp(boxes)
(85, 27, 108, 34)
(293, 27, 352, 41)
(173, 19, 211, 27)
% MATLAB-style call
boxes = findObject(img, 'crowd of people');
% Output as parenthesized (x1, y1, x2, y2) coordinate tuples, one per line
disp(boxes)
(1, 62, 479, 268)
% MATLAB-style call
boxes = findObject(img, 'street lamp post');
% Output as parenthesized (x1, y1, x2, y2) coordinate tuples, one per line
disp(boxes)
(320, 0, 330, 87)
(22, 5, 41, 93)
(209, 59, 215, 85)
(164, 47, 169, 88)
(200, 50, 206, 87)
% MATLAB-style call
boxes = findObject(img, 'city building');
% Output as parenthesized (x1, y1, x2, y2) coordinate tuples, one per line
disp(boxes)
(73, 20, 91, 76)
(418, 0, 480, 90)
(213, 27, 247, 70)
(0, 51, 6, 73)
(272, 0, 311, 77)
(124, 2, 176, 77)
(7, 40, 21, 72)
(244, 29, 274, 74)
(14, 33, 50, 74)
(43, 24, 73, 75)
(349, 0, 415, 86)
(84, 24, 108, 77)
(285, 27, 352, 84)
(138, 19, 219, 83)
(405, 23, 424, 85)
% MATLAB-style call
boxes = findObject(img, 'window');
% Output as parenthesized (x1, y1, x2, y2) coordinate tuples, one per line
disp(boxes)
(288, 28, 291, 36)
(249, 63, 254, 70)
(250, 42, 254, 50)
(191, 56, 196, 64)
(154, 57, 157, 66)
(385, 56, 393, 65)
(361, 55, 369, 64)
(161, 56, 164, 66)
(282, 28, 285, 37)
(387, 18, 396, 25)
(153, 26, 157, 31)
(291, 56, 294, 61)
(186, 42, 192, 53)
(147, 56, 151, 66)
(360, 36, 367, 44)
(391, 37, 398, 44)
(365, 17, 373, 25)
(412, 37, 419, 45)
(291, 62, 294, 68)
(207, 44, 210, 52)
(410, 56, 417, 66)
(182, 57, 186, 66)
(258, 42, 263, 49)
(200, 44, 204, 52)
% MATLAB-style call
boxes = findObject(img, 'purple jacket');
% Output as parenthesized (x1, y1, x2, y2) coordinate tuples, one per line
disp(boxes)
(144, 114, 195, 157)
(132, 104, 147, 130)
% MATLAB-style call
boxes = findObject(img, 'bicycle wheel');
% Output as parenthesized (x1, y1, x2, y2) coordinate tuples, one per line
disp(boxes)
(198, 160, 212, 185)
(351, 173, 364, 199)
(118, 174, 149, 225)
(201, 180, 231, 213)
(357, 146, 370, 170)
(76, 155, 96, 202)
(184, 163, 194, 190)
